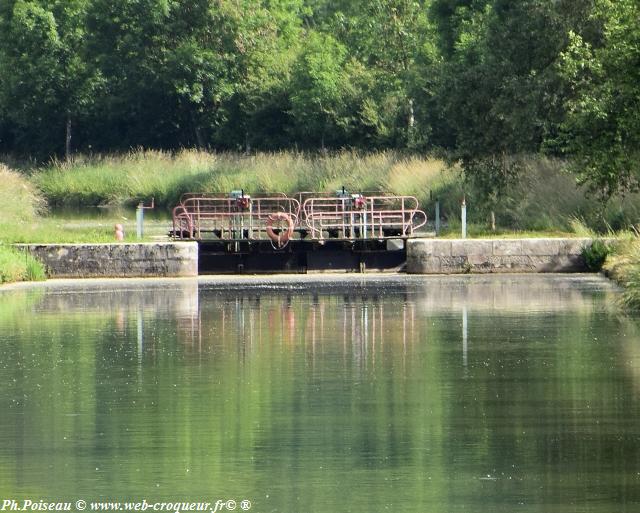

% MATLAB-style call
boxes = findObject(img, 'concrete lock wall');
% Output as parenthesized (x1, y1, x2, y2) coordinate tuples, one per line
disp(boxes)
(406, 238, 594, 274)
(18, 242, 198, 278)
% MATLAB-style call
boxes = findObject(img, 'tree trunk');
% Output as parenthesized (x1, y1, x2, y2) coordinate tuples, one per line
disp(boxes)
(408, 98, 415, 130)
(191, 111, 205, 149)
(490, 210, 496, 231)
(65, 115, 72, 161)
(194, 126, 205, 149)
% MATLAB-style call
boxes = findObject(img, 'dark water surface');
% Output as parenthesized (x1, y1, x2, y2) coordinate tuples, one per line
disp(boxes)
(1, 274, 639, 513)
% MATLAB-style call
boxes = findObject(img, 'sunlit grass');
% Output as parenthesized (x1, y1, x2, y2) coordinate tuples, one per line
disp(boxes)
(0, 165, 47, 282)
(603, 239, 640, 310)
(3, 216, 170, 244)
(16, 149, 640, 239)
(0, 164, 46, 221)
(33, 149, 455, 208)
(438, 222, 577, 239)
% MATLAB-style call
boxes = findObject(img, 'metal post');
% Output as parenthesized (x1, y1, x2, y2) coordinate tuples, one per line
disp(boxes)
(136, 204, 144, 239)
(461, 197, 467, 239)
(435, 199, 440, 236)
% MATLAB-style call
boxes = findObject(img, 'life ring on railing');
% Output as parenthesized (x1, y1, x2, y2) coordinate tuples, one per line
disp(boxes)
(266, 212, 295, 248)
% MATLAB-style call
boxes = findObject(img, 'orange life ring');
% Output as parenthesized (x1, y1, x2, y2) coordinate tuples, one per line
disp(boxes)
(266, 212, 294, 247)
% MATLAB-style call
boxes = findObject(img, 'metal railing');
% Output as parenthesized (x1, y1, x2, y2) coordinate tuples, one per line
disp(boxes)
(172, 192, 427, 241)
(172, 195, 300, 241)
(301, 195, 427, 240)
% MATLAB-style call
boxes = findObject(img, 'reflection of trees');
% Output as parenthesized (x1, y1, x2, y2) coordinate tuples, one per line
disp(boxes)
(439, 307, 640, 508)
(1, 277, 639, 511)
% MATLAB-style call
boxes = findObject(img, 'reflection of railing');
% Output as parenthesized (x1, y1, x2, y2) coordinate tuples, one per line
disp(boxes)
(172, 195, 300, 240)
(302, 195, 427, 239)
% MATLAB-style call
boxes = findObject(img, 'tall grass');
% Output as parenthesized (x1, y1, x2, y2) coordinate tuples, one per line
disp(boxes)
(0, 164, 46, 223)
(0, 245, 46, 283)
(603, 239, 640, 309)
(0, 164, 46, 282)
(33, 149, 454, 208)
(458, 157, 640, 234)
(24, 149, 640, 235)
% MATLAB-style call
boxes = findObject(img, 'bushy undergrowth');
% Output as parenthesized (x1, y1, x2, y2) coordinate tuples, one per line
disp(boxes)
(453, 157, 640, 234)
(582, 239, 611, 272)
(0, 164, 46, 222)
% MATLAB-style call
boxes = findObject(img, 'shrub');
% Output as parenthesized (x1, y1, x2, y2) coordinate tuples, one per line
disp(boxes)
(582, 239, 610, 272)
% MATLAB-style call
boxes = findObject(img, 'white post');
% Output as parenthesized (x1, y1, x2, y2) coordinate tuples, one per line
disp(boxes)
(435, 200, 440, 236)
(461, 197, 467, 239)
(136, 204, 144, 239)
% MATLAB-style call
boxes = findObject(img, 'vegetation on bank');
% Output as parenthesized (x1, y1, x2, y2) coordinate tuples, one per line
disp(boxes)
(33, 150, 455, 209)
(604, 240, 640, 310)
(29, 150, 640, 235)
(0, 245, 45, 283)
(1, 1, 638, 257)
(3, 151, 640, 297)
(0, 165, 46, 283)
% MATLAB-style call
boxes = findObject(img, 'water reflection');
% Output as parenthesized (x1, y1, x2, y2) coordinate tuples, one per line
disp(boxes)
(0, 275, 637, 513)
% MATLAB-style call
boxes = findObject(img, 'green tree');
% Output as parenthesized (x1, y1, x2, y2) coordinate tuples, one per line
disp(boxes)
(559, 0, 640, 199)
(86, 0, 276, 150)
(432, 0, 594, 217)
(289, 31, 353, 148)
(220, 0, 305, 151)
(0, 0, 96, 158)
(327, 0, 437, 148)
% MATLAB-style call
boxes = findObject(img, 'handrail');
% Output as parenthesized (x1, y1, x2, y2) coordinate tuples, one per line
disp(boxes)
(302, 195, 427, 239)
(172, 192, 427, 241)
(172, 196, 299, 240)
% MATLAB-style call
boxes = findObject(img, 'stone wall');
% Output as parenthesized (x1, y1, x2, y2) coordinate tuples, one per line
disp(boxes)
(406, 238, 593, 274)
(17, 242, 198, 278)
(14, 238, 602, 277)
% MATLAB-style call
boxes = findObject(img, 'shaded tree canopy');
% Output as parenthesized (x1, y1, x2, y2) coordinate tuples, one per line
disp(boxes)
(0, 0, 637, 199)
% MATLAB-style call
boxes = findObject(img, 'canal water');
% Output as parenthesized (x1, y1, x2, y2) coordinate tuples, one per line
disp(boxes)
(0, 275, 638, 513)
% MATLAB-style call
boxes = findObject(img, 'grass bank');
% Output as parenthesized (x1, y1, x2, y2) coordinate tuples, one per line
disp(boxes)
(28, 150, 640, 234)
(0, 165, 46, 283)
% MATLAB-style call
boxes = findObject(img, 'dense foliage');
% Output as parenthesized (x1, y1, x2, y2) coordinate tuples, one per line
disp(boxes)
(0, 0, 638, 200)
